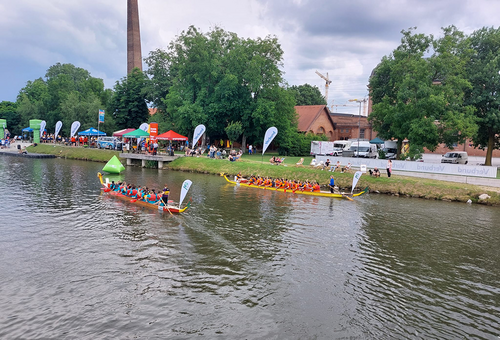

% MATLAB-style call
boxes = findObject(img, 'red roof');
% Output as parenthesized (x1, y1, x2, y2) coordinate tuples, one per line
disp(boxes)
(295, 105, 332, 132)
(156, 130, 188, 141)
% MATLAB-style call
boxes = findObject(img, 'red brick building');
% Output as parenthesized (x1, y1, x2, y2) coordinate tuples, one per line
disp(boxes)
(295, 105, 377, 141)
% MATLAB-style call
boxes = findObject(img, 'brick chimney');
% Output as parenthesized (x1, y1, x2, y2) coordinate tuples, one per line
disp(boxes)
(127, 0, 142, 74)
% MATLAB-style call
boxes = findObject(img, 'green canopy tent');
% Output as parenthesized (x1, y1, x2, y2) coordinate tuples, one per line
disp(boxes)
(123, 129, 150, 152)
(369, 137, 385, 144)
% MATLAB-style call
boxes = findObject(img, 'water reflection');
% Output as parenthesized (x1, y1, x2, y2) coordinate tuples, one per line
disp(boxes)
(351, 196, 500, 339)
(0, 155, 499, 339)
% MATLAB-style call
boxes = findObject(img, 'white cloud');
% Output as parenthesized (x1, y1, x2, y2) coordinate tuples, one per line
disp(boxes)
(1, 0, 499, 115)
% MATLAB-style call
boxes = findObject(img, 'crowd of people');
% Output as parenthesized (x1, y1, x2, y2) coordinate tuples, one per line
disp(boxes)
(108, 181, 170, 206)
(185, 145, 243, 162)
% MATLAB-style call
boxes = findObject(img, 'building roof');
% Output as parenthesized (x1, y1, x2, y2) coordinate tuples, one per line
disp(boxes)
(295, 105, 335, 132)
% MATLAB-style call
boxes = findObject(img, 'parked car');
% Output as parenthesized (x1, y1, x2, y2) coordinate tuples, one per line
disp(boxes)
(332, 140, 353, 157)
(349, 141, 378, 158)
(97, 137, 122, 150)
(441, 151, 468, 164)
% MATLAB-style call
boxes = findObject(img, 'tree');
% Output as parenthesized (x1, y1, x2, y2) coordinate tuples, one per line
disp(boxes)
(0, 101, 20, 135)
(369, 27, 477, 158)
(15, 63, 111, 135)
(465, 27, 500, 166)
(288, 84, 327, 106)
(144, 48, 173, 116)
(109, 68, 150, 129)
(16, 78, 50, 130)
(149, 26, 299, 153)
(225, 121, 243, 144)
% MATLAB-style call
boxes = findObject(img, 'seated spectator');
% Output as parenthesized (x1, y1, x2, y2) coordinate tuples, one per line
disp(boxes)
(322, 159, 331, 170)
(369, 167, 380, 177)
(329, 160, 341, 172)
(342, 162, 352, 173)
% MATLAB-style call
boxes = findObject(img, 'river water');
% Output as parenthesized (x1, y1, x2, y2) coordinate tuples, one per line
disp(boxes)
(1, 155, 499, 339)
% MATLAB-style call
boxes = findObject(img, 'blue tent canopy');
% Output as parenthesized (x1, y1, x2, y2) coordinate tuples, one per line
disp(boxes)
(78, 127, 106, 136)
(22, 127, 46, 133)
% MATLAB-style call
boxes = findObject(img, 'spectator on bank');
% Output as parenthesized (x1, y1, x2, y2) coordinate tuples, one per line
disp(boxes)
(329, 160, 341, 172)
(322, 159, 330, 170)
(369, 167, 380, 177)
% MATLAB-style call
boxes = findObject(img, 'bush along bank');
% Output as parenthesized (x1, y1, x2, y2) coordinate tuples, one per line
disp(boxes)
(167, 156, 500, 206)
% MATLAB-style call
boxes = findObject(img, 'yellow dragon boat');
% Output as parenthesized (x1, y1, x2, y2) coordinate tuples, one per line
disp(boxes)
(223, 175, 368, 200)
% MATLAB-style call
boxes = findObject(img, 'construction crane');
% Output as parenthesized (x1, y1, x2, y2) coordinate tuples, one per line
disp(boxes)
(315, 71, 332, 104)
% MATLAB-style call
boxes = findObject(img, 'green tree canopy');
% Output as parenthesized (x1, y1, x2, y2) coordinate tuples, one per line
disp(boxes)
(225, 121, 243, 143)
(288, 84, 327, 106)
(15, 63, 111, 136)
(369, 27, 477, 158)
(147, 26, 299, 154)
(465, 27, 500, 166)
(0, 101, 20, 135)
(109, 68, 150, 130)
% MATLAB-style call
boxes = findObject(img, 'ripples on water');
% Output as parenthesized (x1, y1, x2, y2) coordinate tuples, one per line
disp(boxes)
(0, 156, 499, 339)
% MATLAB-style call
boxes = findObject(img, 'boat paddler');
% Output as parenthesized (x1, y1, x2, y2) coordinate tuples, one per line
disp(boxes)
(161, 184, 170, 206)
(329, 175, 335, 193)
(313, 182, 321, 192)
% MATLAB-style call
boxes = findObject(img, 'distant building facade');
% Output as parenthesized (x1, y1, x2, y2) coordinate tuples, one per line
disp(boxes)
(295, 105, 377, 141)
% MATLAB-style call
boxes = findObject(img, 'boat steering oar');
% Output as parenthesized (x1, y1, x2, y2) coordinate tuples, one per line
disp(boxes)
(160, 198, 173, 215)
(342, 194, 354, 201)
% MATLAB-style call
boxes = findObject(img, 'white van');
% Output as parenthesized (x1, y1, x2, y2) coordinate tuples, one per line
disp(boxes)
(349, 141, 378, 158)
(332, 140, 352, 156)
(382, 140, 398, 160)
(441, 151, 468, 164)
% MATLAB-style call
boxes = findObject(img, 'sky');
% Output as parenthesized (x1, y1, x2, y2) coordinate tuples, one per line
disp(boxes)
(1, 0, 499, 115)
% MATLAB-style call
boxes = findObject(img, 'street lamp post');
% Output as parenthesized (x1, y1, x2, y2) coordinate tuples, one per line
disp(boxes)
(349, 98, 367, 158)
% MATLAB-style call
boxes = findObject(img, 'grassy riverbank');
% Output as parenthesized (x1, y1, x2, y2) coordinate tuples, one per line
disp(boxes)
(26, 144, 500, 205)
(27, 144, 120, 162)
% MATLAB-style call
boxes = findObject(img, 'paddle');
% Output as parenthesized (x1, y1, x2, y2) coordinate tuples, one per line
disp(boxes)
(342, 194, 354, 201)
(160, 197, 173, 215)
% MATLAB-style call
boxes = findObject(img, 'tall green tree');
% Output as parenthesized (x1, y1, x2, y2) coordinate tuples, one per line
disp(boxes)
(15, 63, 111, 135)
(144, 48, 173, 116)
(225, 121, 243, 144)
(150, 25, 298, 153)
(369, 27, 477, 158)
(0, 101, 20, 135)
(109, 68, 150, 129)
(288, 84, 326, 106)
(465, 27, 500, 166)
(16, 78, 50, 130)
